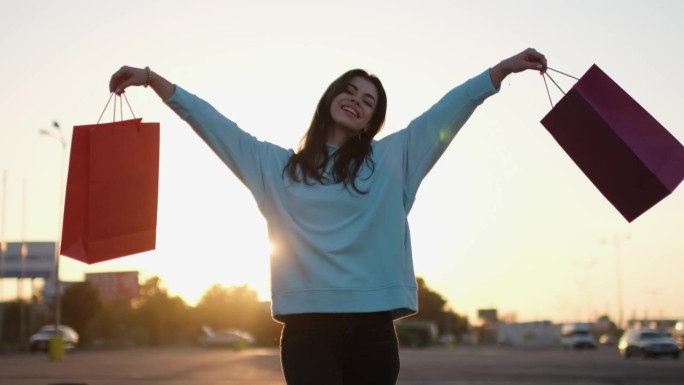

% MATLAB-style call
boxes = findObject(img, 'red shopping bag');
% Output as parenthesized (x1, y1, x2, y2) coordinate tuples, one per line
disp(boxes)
(541, 64, 684, 222)
(61, 101, 160, 264)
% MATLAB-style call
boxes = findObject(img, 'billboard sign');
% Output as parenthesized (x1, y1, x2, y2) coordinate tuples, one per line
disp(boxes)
(0, 242, 55, 279)
(478, 308, 499, 323)
(86, 271, 140, 301)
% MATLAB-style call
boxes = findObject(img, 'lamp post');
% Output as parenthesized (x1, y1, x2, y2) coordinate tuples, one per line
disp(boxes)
(39, 121, 67, 361)
(575, 256, 597, 322)
(600, 233, 630, 330)
(0, 170, 6, 346)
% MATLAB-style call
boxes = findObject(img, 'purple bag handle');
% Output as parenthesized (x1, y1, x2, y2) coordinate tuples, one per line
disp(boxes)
(543, 67, 579, 107)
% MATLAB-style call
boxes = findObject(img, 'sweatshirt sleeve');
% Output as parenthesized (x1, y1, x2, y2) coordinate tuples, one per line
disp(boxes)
(164, 86, 287, 205)
(401, 69, 498, 200)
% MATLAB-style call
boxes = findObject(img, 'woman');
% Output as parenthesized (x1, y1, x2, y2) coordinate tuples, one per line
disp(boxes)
(110, 48, 547, 384)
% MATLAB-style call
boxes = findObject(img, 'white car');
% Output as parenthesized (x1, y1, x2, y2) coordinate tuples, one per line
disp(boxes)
(560, 323, 597, 350)
(618, 329, 680, 359)
(198, 325, 255, 348)
(29, 325, 79, 353)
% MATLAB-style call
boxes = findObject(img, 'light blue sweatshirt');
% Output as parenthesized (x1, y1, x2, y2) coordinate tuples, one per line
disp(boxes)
(165, 69, 498, 321)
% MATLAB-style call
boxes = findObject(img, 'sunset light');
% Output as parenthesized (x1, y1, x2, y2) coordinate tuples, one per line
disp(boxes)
(1, 0, 682, 326)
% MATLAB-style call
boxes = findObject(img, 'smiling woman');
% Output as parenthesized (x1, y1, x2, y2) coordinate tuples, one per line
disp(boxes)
(107, 48, 547, 384)
(328, 76, 379, 145)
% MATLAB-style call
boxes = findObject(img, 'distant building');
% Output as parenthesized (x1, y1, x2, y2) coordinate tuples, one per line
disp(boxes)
(497, 321, 559, 347)
(86, 271, 140, 301)
(627, 319, 682, 333)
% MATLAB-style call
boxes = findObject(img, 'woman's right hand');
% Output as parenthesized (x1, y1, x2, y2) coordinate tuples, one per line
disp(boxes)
(109, 66, 147, 95)
(109, 65, 175, 100)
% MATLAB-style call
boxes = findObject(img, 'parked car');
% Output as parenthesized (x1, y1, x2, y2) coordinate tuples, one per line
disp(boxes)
(198, 325, 255, 348)
(618, 329, 680, 359)
(560, 323, 597, 350)
(674, 320, 684, 350)
(29, 325, 79, 353)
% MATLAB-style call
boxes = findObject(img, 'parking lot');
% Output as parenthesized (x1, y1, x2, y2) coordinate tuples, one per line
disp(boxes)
(0, 345, 682, 385)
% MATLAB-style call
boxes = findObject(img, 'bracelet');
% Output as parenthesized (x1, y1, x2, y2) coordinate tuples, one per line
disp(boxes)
(144, 66, 151, 88)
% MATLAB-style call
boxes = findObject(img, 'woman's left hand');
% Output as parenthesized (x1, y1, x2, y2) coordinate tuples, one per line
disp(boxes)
(490, 48, 547, 88)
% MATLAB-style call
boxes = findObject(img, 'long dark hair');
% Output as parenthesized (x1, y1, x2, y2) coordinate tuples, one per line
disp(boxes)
(283, 69, 387, 194)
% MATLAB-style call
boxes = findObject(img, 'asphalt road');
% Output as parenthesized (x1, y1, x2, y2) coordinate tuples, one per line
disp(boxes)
(0, 345, 682, 385)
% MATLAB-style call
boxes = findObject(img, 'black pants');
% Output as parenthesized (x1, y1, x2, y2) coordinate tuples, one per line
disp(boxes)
(280, 312, 400, 385)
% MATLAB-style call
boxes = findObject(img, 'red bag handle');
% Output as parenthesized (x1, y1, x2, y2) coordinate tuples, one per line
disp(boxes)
(97, 93, 137, 124)
(543, 67, 579, 107)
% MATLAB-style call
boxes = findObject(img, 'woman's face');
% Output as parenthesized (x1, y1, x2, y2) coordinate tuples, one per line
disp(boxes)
(328, 76, 378, 146)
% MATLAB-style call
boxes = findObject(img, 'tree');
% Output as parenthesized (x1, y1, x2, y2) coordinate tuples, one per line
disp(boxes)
(415, 277, 448, 320)
(89, 300, 136, 347)
(1, 300, 26, 345)
(595, 314, 620, 336)
(412, 277, 469, 340)
(196, 284, 260, 330)
(61, 281, 102, 345)
(132, 277, 193, 346)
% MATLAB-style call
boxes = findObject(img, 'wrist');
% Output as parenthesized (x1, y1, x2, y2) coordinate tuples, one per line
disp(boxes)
(144, 66, 152, 88)
(494, 60, 513, 78)
(489, 61, 511, 88)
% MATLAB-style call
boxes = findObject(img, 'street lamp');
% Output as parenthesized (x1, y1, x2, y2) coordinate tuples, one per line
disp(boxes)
(600, 233, 630, 330)
(39, 121, 67, 361)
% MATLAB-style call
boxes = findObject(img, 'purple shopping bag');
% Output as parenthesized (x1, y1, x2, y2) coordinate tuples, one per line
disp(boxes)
(541, 64, 684, 222)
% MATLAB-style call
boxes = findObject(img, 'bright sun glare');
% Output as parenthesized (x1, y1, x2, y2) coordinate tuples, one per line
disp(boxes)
(155, 239, 274, 306)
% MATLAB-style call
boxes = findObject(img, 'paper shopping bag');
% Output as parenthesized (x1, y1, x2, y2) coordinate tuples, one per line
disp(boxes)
(61, 118, 160, 264)
(541, 64, 684, 222)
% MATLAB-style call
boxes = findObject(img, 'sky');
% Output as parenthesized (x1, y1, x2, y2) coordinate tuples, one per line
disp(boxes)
(0, 0, 682, 325)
